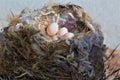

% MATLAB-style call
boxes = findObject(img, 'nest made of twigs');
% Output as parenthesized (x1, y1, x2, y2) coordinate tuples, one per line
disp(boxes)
(0, 3, 118, 80)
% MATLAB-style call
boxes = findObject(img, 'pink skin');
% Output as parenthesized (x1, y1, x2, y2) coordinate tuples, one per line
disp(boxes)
(59, 20, 76, 32)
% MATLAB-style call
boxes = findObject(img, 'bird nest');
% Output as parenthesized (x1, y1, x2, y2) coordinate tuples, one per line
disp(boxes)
(0, 4, 119, 80)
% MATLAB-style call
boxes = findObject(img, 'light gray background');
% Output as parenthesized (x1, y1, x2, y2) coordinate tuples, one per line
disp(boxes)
(0, 0, 120, 50)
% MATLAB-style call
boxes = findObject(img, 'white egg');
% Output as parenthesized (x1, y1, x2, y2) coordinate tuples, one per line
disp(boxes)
(61, 32, 74, 40)
(47, 22, 59, 36)
(58, 27, 68, 37)
(52, 35, 58, 41)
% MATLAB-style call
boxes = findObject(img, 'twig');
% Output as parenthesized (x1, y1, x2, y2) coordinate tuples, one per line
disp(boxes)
(15, 72, 28, 79)
(105, 44, 120, 62)
(103, 68, 120, 80)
